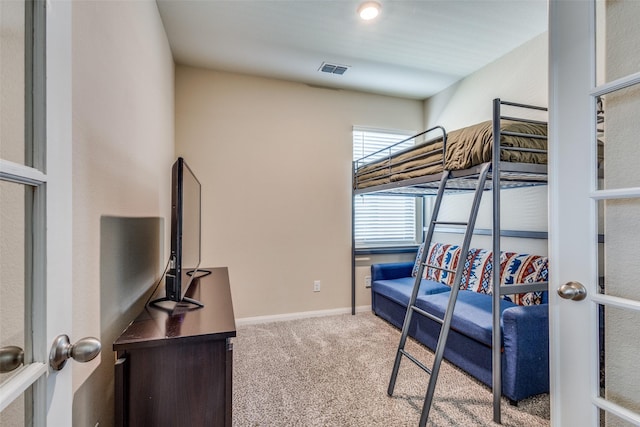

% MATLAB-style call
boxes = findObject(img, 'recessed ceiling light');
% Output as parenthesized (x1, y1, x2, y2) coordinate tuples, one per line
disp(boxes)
(358, 1, 381, 21)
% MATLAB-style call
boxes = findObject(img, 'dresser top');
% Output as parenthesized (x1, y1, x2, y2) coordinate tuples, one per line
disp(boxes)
(113, 267, 236, 351)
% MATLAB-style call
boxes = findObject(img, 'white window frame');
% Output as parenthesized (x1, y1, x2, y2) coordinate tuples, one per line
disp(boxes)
(352, 126, 423, 249)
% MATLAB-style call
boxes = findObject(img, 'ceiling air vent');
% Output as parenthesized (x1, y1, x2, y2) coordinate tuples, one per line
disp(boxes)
(319, 62, 350, 75)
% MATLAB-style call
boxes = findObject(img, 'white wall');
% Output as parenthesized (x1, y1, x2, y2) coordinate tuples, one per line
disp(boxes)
(433, 186, 549, 255)
(71, 1, 174, 426)
(175, 67, 423, 318)
(424, 32, 549, 255)
(425, 32, 548, 130)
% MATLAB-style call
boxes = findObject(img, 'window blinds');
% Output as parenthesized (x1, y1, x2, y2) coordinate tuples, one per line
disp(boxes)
(353, 127, 418, 246)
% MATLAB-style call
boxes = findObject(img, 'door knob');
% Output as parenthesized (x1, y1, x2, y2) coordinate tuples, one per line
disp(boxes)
(49, 334, 101, 371)
(557, 281, 587, 301)
(0, 346, 24, 373)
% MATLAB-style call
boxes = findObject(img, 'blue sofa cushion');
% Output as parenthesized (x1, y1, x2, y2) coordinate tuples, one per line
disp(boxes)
(415, 290, 518, 347)
(371, 262, 414, 281)
(372, 277, 450, 307)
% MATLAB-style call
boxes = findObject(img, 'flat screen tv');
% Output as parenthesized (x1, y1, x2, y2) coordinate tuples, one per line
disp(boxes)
(151, 157, 204, 308)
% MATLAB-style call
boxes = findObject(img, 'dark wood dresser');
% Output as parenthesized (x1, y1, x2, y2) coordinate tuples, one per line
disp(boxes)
(113, 267, 236, 427)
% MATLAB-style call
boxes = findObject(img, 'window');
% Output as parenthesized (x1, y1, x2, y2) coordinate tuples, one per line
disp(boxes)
(353, 127, 421, 247)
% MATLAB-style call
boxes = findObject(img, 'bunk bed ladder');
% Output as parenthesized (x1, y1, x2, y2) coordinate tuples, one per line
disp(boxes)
(387, 162, 492, 427)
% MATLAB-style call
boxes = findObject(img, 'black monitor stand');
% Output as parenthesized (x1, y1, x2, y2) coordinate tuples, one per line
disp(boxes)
(148, 268, 212, 311)
(148, 295, 204, 311)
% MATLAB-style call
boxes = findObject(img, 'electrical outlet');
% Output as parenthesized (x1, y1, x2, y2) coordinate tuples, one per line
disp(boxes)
(313, 280, 321, 292)
(365, 276, 372, 288)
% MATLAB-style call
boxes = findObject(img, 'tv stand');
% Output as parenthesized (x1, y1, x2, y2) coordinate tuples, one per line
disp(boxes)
(113, 267, 236, 427)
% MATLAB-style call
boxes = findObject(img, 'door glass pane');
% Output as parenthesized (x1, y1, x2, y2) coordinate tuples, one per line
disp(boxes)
(596, 84, 640, 191)
(599, 408, 637, 427)
(1, 1, 41, 424)
(0, 180, 27, 386)
(594, 1, 640, 425)
(597, 196, 640, 422)
(595, 0, 640, 86)
(0, 0, 27, 166)
(598, 198, 640, 300)
(598, 304, 640, 423)
(0, 388, 29, 427)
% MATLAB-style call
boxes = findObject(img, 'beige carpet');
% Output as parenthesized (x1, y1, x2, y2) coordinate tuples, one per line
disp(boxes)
(233, 311, 550, 426)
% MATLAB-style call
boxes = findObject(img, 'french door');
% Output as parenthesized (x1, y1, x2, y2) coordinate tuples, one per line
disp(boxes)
(549, 0, 640, 425)
(1, 1, 78, 425)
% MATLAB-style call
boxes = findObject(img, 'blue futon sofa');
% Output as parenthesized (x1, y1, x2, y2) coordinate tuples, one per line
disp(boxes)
(371, 243, 550, 403)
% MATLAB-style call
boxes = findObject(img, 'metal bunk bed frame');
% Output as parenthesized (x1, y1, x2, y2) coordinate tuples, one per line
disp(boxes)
(351, 98, 549, 425)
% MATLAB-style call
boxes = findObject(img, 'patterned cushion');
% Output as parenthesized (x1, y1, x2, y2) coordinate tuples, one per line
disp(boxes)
(411, 243, 461, 286)
(500, 253, 548, 306)
(459, 248, 494, 294)
(411, 243, 426, 278)
(414, 244, 548, 306)
(459, 249, 548, 306)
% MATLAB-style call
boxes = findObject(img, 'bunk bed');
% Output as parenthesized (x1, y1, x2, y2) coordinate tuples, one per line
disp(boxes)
(351, 99, 549, 425)
(353, 104, 547, 195)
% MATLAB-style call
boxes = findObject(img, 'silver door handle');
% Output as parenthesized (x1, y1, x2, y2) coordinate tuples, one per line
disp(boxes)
(0, 346, 24, 373)
(557, 281, 587, 301)
(49, 334, 101, 371)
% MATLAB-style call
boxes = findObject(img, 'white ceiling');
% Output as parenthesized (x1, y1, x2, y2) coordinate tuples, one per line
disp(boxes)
(156, 0, 548, 100)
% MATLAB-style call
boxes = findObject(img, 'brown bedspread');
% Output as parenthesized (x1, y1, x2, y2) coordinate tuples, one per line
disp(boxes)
(354, 120, 547, 190)
(355, 140, 444, 188)
(445, 120, 547, 170)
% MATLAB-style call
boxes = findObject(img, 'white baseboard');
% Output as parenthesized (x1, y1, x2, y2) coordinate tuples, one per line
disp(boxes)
(236, 305, 372, 326)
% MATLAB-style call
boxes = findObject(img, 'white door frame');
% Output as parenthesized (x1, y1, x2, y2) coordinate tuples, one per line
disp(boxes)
(548, 0, 597, 425)
(0, 0, 73, 424)
(549, 1, 640, 425)
(45, 0, 74, 424)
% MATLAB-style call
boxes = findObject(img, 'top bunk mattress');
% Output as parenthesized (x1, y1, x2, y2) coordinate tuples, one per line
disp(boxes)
(354, 120, 547, 190)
